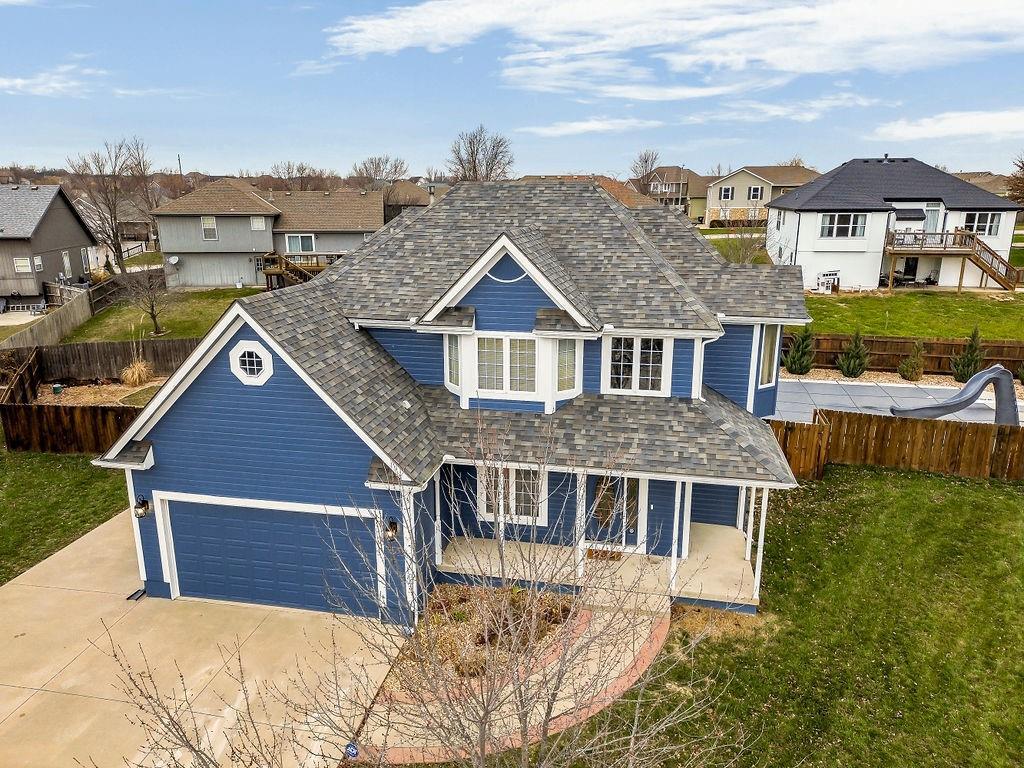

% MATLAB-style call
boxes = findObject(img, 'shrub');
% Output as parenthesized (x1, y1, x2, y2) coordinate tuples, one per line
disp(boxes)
(897, 340, 925, 382)
(782, 325, 815, 375)
(1016, 362, 1024, 386)
(120, 333, 153, 387)
(950, 327, 984, 383)
(836, 329, 869, 378)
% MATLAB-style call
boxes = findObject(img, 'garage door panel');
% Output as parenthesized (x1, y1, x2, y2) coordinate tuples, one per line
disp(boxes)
(169, 501, 379, 615)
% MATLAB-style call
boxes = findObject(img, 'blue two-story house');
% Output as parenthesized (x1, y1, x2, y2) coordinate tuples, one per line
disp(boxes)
(96, 180, 809, 623)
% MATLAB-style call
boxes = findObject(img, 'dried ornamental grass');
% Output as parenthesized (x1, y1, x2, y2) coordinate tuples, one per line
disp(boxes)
(121, 358, 154, 387)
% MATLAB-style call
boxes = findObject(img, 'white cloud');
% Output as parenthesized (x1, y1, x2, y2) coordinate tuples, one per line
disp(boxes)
(0, 63, 104, 97)
(871, 109, 1024, 141)
(112, 86, 203, 100)
(685, 92, 882, 124)
(517, 116, 664, 137)
(306, 0, 1024, 100)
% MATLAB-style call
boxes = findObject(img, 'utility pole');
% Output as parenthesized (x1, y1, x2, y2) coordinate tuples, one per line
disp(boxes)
(177, 153, 185, 188)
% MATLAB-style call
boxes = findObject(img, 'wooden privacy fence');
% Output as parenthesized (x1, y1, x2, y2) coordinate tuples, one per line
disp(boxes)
(0, 347, 43, 405)
(772, 409, 1024, 482)
(42, 338, 200, 381)
(782, 332, 1024, 376)
(0, 403, 140, 453)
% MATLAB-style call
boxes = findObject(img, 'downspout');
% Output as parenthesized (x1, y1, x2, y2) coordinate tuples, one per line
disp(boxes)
(792, 211, 801, 265)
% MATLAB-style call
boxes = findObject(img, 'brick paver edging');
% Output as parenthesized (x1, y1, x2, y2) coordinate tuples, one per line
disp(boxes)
(362, 611, 672, 764)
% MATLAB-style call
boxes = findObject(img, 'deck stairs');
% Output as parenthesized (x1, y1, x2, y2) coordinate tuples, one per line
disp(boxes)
(885, 230, 1021, 290)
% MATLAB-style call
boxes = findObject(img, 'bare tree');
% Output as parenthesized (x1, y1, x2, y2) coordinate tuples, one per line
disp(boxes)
(67, 139, 135, 273)
(1008, 154, 1024, 205)
(706, 163, 730, 178)
(349, 155, 410, 208)
(779, 155, 813, 169)
(629, 150, 660, 195)
(97, 422, 748, 768)
(127, 138, 162, 247)
(122, 268, 168, 336)
(713, 228, 769, 265)
(447, 125, 515, 182)
(424, 166, 448, 183)
(266, 161, 343, 191)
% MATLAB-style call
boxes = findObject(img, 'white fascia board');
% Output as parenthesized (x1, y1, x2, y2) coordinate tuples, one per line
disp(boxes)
(420, 233, 596, 329)
(533, 330, 602, 340)
(350, 318, 416, 330)
(365, 479, 431, 493)
(601, 327, 723, 341)
(92, 445, 154, 471)
(720, 315, 812, 326)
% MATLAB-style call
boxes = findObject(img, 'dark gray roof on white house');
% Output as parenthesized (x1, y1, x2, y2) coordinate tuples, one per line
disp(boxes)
(768, 157, 1023, 213)
(0, 184, 95, 241)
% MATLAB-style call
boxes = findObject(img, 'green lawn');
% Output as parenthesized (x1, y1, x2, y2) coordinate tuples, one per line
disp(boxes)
(0, 445, 125, 584)
(125, 250, 164, 268)
(119, 384, 161, 407)
(1011, 246, 1023, 268)
(0, 321, 35, 342)
(64, 287, 262, 342)
(804, 291, 1024, 339)
(699, 226, 766, 235)
(645, 466, 1024, 767)
(710, 238, 772, 265)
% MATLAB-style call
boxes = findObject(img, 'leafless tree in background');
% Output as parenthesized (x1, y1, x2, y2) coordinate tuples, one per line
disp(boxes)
(96, 421, 744, 768)
(629, 149, 660, 195)
(1008, 154, 1024, 205)
(121, 268, 168, 336)
(67, 139, 135, 274)
(779, 155, 813, 169)
(706, 163, 731, 178)
(424, 166, 448, 183)
(264, 161, 343, 191)
(127, 138, 162, 247)
(447, 125, 515, 182)
(713, 227, 769, 265)
(348, 155, 410, 206)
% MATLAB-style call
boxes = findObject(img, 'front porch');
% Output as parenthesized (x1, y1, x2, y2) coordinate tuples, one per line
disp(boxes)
(436, 521, 758, 612)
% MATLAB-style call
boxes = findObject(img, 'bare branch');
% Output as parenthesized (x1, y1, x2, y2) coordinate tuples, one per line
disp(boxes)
(446, 125, 515, 182)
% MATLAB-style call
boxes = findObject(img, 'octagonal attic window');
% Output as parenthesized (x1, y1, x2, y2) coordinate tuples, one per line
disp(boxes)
(229, 340, 274, 386)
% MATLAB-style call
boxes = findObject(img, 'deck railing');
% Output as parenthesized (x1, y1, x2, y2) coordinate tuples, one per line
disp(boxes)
(885, 228, 1020, 289)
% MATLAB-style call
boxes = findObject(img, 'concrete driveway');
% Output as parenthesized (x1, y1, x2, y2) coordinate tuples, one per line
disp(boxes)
(775, 379, 1023, 424)
(0, 511, 396, 767)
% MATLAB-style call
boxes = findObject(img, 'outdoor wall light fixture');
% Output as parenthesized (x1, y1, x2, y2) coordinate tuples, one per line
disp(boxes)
(133, 495, 150, 518)
(385, 517, 400, 541)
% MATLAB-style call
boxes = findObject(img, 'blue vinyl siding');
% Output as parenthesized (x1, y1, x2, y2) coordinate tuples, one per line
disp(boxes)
(468, 397, 545, 412)
(703, 324, 753, 408)
(646, 479, 677, 557)
(169, 501, 379, 615)
(460, 254, 556, 332)
(753, 324, 780, 418)
(131, 324, 402, 607)
(691, 483, 740, 526)
(582, 339, 602, 393)
(670, 339, 694, 398)
(415, 483, 436, 602)
(368, 328, 444, 385)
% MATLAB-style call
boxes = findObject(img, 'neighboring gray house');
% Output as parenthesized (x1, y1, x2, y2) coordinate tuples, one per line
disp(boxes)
(0, 184, 95, 312)
(153, 178, 384, 288)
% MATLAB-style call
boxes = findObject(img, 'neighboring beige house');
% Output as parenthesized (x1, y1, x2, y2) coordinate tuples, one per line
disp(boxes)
(705, 166, 820, 226)
(626, 166, 717, 220)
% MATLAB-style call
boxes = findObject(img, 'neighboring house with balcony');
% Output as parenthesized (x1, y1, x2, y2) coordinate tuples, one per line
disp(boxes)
(705, 166, 820, 226)
(96, 180, 808, 625)
(0, 184, 94, 312)
(767, 157, 1023, 291)
(626, 166, 717, 220)
(152, 178, 384, 288)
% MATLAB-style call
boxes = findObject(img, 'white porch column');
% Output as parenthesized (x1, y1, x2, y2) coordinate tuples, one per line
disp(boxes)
(736, 485, 746, 529)
(680, 480, 692, 560)
(753, 489, 770, 600)
(433, 470, 442, 567)
(400, 488, 418, 622)
(574, 472, 587, 578)
(744, 487, 756, 561)
(670, 481, 681, 591)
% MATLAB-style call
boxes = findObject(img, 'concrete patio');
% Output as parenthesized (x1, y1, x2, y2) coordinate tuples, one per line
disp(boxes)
(0, 511, 395, 767)
(775, 379, 1024, 424)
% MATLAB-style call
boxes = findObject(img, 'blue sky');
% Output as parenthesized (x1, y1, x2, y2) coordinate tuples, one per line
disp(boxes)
(3, 0, 1024, 178)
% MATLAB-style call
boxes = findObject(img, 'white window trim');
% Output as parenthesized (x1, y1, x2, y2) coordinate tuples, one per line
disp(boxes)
(555, 337, 583, 397)
(444, 333, 461, 392)
(471, 332, 546, 401)
(477, 466, 549, 527)
(758, 324, 781, 389)
(33, 255, 43, 272)
(720, 186, 735, 201)
(13, 257, 32, 274)
(286, 233, 316, 253)
(819, 212, 867, 239)
(599, 335, 673, 397)
(201, 216, 218, 241)
(748, 185, 764, 201)
(250, 216, 265, 231)
(964, 211, 1001, 237)
(229, 339, 274, 386)
(582, 473, 648, 554)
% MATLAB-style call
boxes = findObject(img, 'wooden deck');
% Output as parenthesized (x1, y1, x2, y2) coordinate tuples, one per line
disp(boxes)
(437, 523, 756, 610)
(884, 230, 1020, 290)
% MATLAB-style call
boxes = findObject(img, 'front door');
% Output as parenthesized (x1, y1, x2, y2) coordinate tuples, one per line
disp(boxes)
(586, 476, 640, 549)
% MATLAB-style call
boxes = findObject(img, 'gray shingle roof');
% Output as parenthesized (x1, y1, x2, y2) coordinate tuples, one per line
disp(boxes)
(420, 386, 795, 486)
(769, 158, 1022, 213)
(323, 180, 723, 332)
(0, 184, 62, 239)
(105, 439, 153, 467)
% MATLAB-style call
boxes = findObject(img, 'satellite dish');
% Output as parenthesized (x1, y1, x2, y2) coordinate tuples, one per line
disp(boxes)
(167, 255, 180, 265)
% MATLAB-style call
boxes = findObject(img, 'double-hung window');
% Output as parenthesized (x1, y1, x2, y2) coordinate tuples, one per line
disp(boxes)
(476, 336, 536, 393)
(819, 213, 866, 238)
(13, 257, 32, 274)
(759, 325, 780, 387)
(286, 234, 315, 253)
(719, 186, 734, 201)
(33, 255, 43, 272)
(775, 209, 785, 230)
(478, 466, 547, 526)
(748, 185, 764, 201)
(963, 212, 1000, 236)
(557, 339, 577, 392)
(446, 334, 461, 387)
(250, 216, 265, 231)
(201, 216, 218, 240)
(608, 336, 666, 394)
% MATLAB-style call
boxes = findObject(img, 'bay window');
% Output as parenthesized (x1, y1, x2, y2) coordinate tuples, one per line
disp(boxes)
(557, 339, 576, 392)
(478, 466, 547, 526)
(446, 334, 460, 387)
(819, 213, 866, 238)
(509, 338, 536, 391)
(963, 212, 1000, 236)
(759, 325, 780, 387)
(476, 336, 536, 393)
(607, 336, 668, 394)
